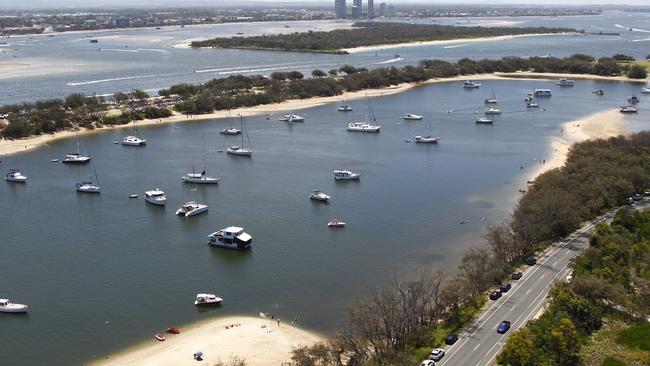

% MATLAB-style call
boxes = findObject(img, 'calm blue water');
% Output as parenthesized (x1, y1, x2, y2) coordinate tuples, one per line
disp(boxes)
(0, 77, 648, 365)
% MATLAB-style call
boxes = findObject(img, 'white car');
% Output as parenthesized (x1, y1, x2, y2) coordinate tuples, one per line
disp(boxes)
(420, 360, 436, 366)
(564, 275, 573, 283)
(430, 348, 445, 361)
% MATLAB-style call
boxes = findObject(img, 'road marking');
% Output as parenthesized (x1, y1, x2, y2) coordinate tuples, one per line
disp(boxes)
(540, 274, 544, 279)
(473, 343, 481, 352)
(526, 289, 531, 294)
(509, 304, 516, 312)
(552, 260, 558, 266)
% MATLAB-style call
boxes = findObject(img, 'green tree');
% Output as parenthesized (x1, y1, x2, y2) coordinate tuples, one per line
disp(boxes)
(311, 69, 326, 78)
(550, 318, 581, 366)
(626, 64, 647, 79)
(497, 328, 538, 366)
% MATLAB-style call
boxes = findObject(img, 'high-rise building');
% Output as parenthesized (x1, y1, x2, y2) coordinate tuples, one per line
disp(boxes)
(379, 2, 387, 17)
(352, 0, 362, 18)
(388, 4, 396, 17)
(335, 0, 347, 19)
(368, 0, 375, 18)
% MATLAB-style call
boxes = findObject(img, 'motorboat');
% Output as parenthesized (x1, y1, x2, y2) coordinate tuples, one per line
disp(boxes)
(76, 166, 101, 193)
(463, 80, 481, 89)
(309, 190, 330, 202)
(524, 93, 534, 102)
(220, 127, 241, 135)
(526, 102, 540, 108)
(627, 95, 639, 104)
(484, 107, 502, 115)
(129, 194, 138, 198)
(145, 189, 167, 206)
(593, 89, 605, 95)
(5, 169, 27, 182)
(620, 106, 638, 113)
(403, 113, 423, 120)
(414, 135, 439, 143)
(154, 334, 165, 341)
(176, 201, 208, 217)
(476, 117, 494, 124)
(279, 114, 305, 122)
(347, 122, 381, 132)
(227, 115, 253, 156)
(194, 293, 223, 306)
(121, 135, 147, 146)
(327, 218, 346, 227)
(334, 170, 360, 180)
(557, 78, 574, 86)
(208, 226, 252, 250)
(166, 327, 181, 334)
(337, 105, 353, 112)
(641, 87, 650, 94)
(0, 298, 28, 313)
(534, 89, 552, 97)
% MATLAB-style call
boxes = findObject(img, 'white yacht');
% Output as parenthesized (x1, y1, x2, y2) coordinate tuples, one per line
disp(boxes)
(415, 135, 439, 143)
(347, 122, 381, 132)
(641, 87, 650, 94)
(557, 78, 574, 86)
(182, 170, 221, 184)
(334, 170, 361, 180)
(76, 166, 101, 193)
(524, 93, 534, 102)
(327, 218, 346, 227)
(0, 298, 28, 313)
(463, 80, 481, 89)
(176, 201, 208, 217)
(121, 135, 147, 146)
(309, 190, 330, 202)
(403, 113, 423, 120)
(5, 169, 27, 182)
(145, 189, 167, 206)
(227, 116, 253, 156)
(534, 89, 552, 97)
(484, 107, 502, 115)
(220, 127, 241, 135)
(527, 102, 540, 108)
(337, 105, 353, 112)
(476, 117, 494, 124)
(279, 114, 305, 122)
(620, 106, 638, 113)
(208, 226, 252, 250)
(194, 293, 223, 306)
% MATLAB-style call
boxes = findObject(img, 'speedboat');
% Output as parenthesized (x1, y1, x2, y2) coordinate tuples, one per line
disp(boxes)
(414, 135, 439, 143)
(476, 117, 494, 124)
(347, 122, 381, 132)
(593, 89, 605, 95)
(154, 334, 165, 341)
(194, 293, 223, 306)
(208, 226, 252, 250)
(337, 105, 353, 112)
(524, 93, 534, 102)
(145, 189, 166, 206)
(226, 145, 252, 156)
(327, 218, 346, 228)
(484, 107, 502, 115)
(334, 170, 361, 180)
(279, 114, 305, 122)
(620, 106, 638, 113)
(403, 113, 423, 120)
(463, 80, 481, 89)
(5, 169, 27, 182)
(557, 78, 574, 86)
(166, 327, 181, 334)
(534, 89, 552, 97)
(309, 190, 330, 202)
(176, 201, 208, 217)
(627, 95, 639, 104)
(62, 152, 91, 164)
(641, 87, 650, 94)
(76, 181, 101, 193)
(526, 102, 540, 108)
(0, 298, 28, 313)
(121, 136, 147, 146)
(220, 127, 241, 135)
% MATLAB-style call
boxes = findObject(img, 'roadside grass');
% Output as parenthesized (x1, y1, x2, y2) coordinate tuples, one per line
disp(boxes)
(601, 357, 626, 366)
(581, 319, 650, 366)
(616, 323, 650, 351)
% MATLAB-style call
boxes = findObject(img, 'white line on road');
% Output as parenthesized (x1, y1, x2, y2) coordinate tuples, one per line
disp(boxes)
(473, 343, 481, 352)
(540, 274, 544, 279)
(526, 289, 531, 294)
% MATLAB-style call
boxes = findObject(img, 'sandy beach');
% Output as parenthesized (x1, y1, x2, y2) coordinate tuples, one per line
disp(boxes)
(497, 71, 649, 83)
(341, 32, 576, 53)
(0, 62, 29, 68)
(88, 316, 324, 366)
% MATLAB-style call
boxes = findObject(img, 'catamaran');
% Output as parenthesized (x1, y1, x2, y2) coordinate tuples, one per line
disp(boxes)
(76, 166, 101, 193)
(227, 115, 253, 156)
(176, 201, 208, 217)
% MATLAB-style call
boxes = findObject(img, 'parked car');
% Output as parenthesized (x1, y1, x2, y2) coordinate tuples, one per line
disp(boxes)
(564, 274, 573, 283)
(489, 290, 502, 300)
(497, 321, 511, 334)
(511, 271, 523, 280)
(429, 348, 445, 361)
(633, 193, 642, 201)
(445, 333, 459, 345)
(500, 283, 512, 293)
(525, 257, 537, 265)
(420, 360, 435, 366)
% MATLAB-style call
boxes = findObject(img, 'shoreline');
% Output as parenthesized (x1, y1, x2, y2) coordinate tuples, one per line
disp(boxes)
(0, 72, 643, 158)
(88, 315, 325, 366)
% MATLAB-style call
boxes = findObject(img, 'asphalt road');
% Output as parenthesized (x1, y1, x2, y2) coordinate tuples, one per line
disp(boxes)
(435, 201, 648, 366)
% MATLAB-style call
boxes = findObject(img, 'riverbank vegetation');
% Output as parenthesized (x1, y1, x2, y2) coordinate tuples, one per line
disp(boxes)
(287, 132, 650, 366)
(191, 22, 573, 52)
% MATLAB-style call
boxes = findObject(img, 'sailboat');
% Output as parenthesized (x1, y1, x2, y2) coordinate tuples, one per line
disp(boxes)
(484, 90, 498, 104)
(76, 165, 101, 193)
(347, 96, 381, 132)
(227, 115, 253, 156)
(63, 133, 91, 164)
(121, 121, 147, 146)
(414, 116, 439, 143)
(182, 143, 221, 184)
(220, 113, 241, 135)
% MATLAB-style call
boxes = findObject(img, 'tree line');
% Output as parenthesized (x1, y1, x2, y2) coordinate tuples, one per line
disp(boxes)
(191, 22, 573, 52)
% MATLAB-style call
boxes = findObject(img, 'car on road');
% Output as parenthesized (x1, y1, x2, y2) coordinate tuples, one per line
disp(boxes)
(633, 193, 642, 201)
(489, 290, 502, 300)
(445, 333, 459, 345)
(420, 360, 436, 366)
(497, 321, 511, 334)
(525, 257, 537, 265)
(429, 348, 445, 361)
(500, 283, 512, 292)
(511, 271, 523, 280)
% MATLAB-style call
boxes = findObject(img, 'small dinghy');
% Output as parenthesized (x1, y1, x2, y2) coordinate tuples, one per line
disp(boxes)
(166, 327, 181, 334)
(154, 333, 166, 341)
(327, 218, 346, 228)
(129, 194, 138, 198)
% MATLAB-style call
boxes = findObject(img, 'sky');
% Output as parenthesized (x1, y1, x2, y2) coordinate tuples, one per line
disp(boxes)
(1, 0, 648, 8)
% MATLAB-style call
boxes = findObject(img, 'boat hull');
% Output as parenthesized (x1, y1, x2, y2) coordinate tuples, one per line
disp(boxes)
(0, 305, 28, 313)
(182, 177, 221, 184)
(146, 198, 166, 206)
(227, 149, 252, 156)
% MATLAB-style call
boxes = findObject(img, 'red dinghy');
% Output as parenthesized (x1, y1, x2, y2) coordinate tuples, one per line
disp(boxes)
(154, 333, 166, 341)
(166, 327, 181, 334)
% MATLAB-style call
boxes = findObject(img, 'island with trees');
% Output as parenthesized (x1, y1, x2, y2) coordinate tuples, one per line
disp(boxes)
(191, 22, 575, 53)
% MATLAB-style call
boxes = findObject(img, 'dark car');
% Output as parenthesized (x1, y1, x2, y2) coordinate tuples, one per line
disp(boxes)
(489, 290, 502, 300)
(525, 257, 537, 266)
(445, 333, 459, 345)
(500, 283, 512, 293)
(511, 271, 523, 280)
(497, 321, 511, 334)
(633, 193, 642, 201)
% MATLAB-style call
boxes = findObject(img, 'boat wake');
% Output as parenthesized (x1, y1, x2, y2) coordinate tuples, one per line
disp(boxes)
(193, 61, 321, 74)
(67, 74, 175, 86)
(614, 24, 650, 33)
(98, 48, 140, 53)
(632, 37, 650, 42)
(375, 57, 404, 64)
(443, 44, 467, 49)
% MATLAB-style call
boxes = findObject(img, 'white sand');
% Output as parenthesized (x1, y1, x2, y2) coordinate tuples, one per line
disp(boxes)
(0, 62, 29, 68)
(89, 316, 324, 366)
